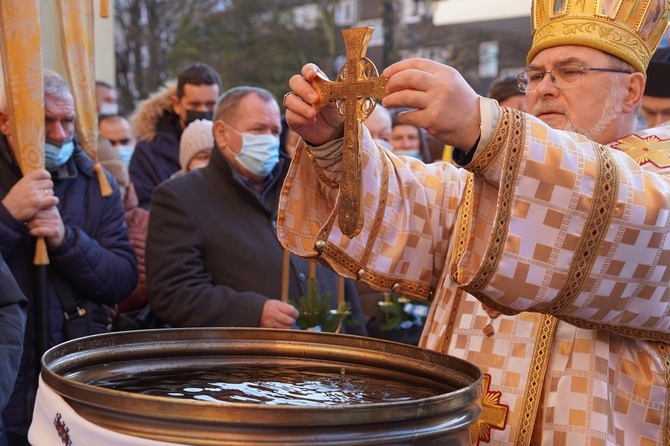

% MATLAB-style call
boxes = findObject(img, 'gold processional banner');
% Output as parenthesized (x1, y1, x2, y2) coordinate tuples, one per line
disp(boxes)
(57, 0, 112, 196)
(0, 0, 49, 264)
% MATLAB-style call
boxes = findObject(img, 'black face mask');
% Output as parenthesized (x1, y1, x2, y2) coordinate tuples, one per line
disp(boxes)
(184, 110, 213, 128)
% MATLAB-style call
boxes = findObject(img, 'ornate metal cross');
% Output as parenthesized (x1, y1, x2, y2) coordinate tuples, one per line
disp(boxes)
(312, 26, 388, 238)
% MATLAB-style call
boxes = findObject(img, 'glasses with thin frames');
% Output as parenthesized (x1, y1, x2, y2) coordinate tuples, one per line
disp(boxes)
(516, 65, 631, 93)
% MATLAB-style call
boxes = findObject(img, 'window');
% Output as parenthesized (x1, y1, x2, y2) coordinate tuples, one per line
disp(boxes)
(335, 0, 354, 27)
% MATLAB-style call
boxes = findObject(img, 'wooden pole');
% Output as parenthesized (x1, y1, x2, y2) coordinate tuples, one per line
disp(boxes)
(337, 276, 345, 306)
(281, 249, 290, 302)
(100, 0, 109, 18)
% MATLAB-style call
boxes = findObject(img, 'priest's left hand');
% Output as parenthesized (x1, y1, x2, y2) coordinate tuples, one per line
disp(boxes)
(382, 58, 482, 150)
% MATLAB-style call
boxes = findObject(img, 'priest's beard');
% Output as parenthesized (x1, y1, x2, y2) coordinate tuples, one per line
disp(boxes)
(532, 87, 624, 141)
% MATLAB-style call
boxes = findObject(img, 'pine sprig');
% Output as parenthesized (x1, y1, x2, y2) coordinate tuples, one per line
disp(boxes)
(291, 277, 357, 332)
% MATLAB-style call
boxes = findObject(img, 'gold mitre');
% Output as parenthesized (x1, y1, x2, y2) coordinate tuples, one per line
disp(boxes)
(528, 0, 670, 74)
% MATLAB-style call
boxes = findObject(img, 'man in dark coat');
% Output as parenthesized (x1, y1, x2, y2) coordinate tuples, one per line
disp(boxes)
(129, 63, 221, 209)
(147, 86, 367, 334)
(0, 70, 137, 445)
(0, 254, 26, 446)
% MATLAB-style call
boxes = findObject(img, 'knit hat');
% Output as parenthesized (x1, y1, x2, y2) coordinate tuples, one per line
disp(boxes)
(528, 0, 670, 75)
(645, 47, 670, 97)
(97, 137, 129, 189)
(180, 119, 214, 172)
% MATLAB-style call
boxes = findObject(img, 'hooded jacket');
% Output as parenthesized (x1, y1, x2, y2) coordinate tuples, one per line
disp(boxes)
(129, 81, 183, 209)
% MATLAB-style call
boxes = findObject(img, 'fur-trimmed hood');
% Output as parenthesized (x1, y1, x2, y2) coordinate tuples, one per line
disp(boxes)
(130, 81, 177, 142)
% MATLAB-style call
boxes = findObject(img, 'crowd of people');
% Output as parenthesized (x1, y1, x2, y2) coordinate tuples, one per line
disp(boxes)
(0, 0, 669, 444)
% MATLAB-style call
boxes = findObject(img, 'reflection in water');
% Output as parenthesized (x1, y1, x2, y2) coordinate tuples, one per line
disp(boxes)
(89, 365, 443, 406)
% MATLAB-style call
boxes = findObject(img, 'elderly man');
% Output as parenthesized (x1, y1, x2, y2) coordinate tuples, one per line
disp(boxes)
(640, 47, 670, 128)
(147, 86, 366, 335)
(0, 70, 137, 445)
(281, 0, 669, 444)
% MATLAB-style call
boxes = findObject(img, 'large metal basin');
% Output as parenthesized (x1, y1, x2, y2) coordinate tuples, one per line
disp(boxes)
(41, 328, 482, 445)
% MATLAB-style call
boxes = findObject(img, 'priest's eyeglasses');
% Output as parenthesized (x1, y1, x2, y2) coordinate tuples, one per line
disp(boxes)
(517, 65, 631, 93)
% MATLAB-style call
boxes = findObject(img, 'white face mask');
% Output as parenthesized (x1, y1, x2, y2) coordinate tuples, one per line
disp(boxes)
(99, 102, 119, 116)
(228, 126, 280, 177)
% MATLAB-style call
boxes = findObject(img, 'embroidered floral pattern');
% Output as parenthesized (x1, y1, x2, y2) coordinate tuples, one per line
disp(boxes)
(53, 413, 73, 446)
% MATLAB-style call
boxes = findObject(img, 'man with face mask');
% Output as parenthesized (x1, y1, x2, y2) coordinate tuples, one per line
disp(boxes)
(0, 69, 137, 446)
(129, 62, 221, 209)
(95, 80, 119, 116)
(146, 86, 367, 335)
(98, 114, 136, 166)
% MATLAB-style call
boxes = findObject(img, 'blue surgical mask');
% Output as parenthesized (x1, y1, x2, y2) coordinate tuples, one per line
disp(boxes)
(117, 144, 134, 166)
(229, 127, 280, 177)
(45, 136, 75, 170)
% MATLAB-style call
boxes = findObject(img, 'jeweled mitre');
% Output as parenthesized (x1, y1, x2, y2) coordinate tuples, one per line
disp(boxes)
(528, 0, 670, 74)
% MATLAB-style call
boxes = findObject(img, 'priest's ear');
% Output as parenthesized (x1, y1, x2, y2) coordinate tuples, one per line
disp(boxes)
(622, 71, 645, 114)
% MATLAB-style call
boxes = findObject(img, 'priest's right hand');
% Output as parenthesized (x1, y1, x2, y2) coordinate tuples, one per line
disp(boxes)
(260, 299, 300, 329)
(285, 63, 344, 146)
(2, 169, 59, 223)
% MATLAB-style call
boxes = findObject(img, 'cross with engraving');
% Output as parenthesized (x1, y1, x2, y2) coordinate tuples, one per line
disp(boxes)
(312, 26, 388, 238)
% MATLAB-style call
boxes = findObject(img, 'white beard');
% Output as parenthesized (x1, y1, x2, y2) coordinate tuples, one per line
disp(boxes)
(532, 87, 624, 141)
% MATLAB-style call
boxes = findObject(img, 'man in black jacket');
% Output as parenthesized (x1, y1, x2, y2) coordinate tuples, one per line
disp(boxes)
(129, 63, 221, 209)
(0, 254, 26, 446)
(146, 86, 367, 334)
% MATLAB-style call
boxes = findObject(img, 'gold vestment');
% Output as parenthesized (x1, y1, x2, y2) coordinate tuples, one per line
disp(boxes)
(278, 99, 670, 445)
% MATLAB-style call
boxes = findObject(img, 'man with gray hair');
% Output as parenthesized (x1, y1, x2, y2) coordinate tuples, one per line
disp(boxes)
(0, 69, 137, 445)
(147, 86, 367, 335)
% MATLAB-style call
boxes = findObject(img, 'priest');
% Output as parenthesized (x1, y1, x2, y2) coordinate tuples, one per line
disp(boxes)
(280, 0, 670, 444)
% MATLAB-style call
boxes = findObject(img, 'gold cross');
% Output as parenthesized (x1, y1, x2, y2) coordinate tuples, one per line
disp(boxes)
(312, 26, 388, 238)
(470, 374, 509, 445)
(613, 134, 670, 168)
